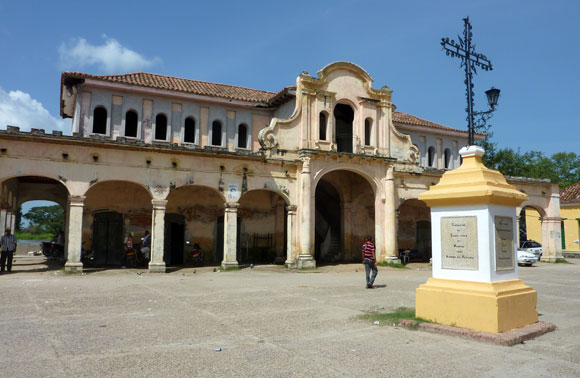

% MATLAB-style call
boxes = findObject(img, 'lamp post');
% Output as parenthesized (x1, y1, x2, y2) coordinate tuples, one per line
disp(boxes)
(442, 17, 500, 146)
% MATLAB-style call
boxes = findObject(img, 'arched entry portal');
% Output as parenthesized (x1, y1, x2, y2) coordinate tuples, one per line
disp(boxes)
(1, 176, 69, 267)
(398, 199, 431, 261)
(315, 170, 374, 263)
(334, 104, 354, 153)
(519, 206, 544, 246)
(84, 181, 152, 266)
(238, 190, 287, 264)
(165, 185, 225, 265)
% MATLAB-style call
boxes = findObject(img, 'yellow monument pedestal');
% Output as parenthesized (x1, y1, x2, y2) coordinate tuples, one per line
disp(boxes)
(416, 278, 537, 333)
(416, 146, 538, 333)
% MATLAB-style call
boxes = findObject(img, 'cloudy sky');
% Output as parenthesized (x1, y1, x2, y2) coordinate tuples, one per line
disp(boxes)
(0, 0, 578, 156)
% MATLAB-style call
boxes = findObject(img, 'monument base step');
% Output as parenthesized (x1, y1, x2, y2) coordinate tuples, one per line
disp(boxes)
(416, 278, 537, 333)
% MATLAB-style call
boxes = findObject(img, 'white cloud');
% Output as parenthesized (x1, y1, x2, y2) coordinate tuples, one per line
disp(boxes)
(0, 87, 68, 132)
(59, 37, 161, 73)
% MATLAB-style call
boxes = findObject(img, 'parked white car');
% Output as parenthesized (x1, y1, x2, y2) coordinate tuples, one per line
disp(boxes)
(517, 250, 538, 266)
(518, 240, 542, 261)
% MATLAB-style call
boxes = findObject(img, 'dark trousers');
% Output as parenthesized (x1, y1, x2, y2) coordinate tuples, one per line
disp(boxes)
(364, 259, 378, 285)
(0, 250, 14, 272)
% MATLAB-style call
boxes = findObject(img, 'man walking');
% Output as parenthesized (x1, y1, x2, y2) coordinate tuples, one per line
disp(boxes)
(362, 236, 377, 288)
(0, 229, 17, 273)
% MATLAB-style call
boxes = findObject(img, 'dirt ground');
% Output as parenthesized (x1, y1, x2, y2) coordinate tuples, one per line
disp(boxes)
(0, 256, 579, 377)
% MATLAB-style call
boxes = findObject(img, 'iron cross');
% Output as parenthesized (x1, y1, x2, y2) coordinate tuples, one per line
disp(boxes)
(442, 17, 493, 146)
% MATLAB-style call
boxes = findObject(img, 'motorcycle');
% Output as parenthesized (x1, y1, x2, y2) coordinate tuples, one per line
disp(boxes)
(41, 240, 64, 260)
(186, 241, 204, 266)
(81, 249, 96, 266)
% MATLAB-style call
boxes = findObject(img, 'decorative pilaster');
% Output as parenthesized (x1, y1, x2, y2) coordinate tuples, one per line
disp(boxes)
(384, 166, 399, 262)
(64, 195, 85, 273)
(285, 205, 297, 267)
(222, 202, 239, 268)
(149, 199, 167, 272)
(298, 157, 315, 268)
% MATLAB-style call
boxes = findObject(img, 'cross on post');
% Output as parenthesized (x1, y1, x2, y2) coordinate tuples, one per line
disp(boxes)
(442, 17, 493, 146)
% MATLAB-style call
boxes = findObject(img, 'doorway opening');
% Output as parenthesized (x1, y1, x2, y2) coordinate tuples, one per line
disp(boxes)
(334, 104, 354, 153)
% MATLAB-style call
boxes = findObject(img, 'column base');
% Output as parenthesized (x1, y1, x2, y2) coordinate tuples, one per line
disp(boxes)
(297, 255, 316, 269)
(384, 256, 401, 264)
(64, 262, 83, 273)
(416, 278, 538, 333)
(285, 260, 296, 269)
(148, 262, 166, 273)
(221, 261, 239, 269)
(540, 256, 562, 263)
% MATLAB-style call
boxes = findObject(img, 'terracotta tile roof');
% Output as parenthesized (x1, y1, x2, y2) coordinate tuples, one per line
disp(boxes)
(62, 71, 277, 103)
(393, 112, 470, 134)
(560, 182, 580, 204)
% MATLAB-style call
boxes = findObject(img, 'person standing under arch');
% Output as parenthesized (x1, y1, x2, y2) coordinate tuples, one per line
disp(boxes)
(0, 229, 17, 273)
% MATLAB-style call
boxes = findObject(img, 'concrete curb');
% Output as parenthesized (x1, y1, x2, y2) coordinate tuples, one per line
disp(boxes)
(398, 320, 557, 346)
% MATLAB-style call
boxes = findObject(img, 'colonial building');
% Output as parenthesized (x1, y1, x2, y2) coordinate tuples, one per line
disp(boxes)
(0, 62, 563, 272)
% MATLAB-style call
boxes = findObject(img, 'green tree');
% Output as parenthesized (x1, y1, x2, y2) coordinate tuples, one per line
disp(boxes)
(14, 206, 22, 232)
(23, 205, 64, 235)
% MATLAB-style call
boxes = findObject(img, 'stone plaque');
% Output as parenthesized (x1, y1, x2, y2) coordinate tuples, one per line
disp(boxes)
(441, 216, 478, 270)
(494, 216, 515, 271)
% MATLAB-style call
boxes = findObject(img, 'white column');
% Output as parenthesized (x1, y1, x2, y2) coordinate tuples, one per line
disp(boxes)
(64, 196, 85, 273)
(149, 199, 167, 273)
(384, 166, 399, 262)
(298, 156, 315, 268)
(9, 212, 16, 231)
(0, 209, 6, 232)
(516, 216, 521, 248)
(285, 205, 297, 267)
(222, 202, 239, 268)
(541, 217, 563, 262)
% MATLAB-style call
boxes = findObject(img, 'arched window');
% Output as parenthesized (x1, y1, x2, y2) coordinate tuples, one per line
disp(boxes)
(237, 123, 248, 149)
(212, 120, 222, 146)
(444, 148, 452, 169)
(155, 113, 168, 140)
(125, 110, 138, 138)
(92, 107, 107, 134)
(428, 146, 436, 167)
(364, 118, 373, 146)
(319, 112, 327, 141)
(184, 117, 196, 143)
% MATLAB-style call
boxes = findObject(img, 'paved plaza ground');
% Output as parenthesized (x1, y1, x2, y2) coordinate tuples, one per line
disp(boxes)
(0, 257, 579, 377)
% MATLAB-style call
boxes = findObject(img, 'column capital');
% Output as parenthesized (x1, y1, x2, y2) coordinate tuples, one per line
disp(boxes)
(542, 217, 562, 223)
(300, 156, 311, 173)
(225, 202, 240, 211)
(68, 195, 86, 206)
(286, 205, 297, 213)
(152, 199, 168, 209)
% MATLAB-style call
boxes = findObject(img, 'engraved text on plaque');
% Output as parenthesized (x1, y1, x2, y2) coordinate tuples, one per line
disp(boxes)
(494, 216, 515, 271)
(441, 216, 478, 270)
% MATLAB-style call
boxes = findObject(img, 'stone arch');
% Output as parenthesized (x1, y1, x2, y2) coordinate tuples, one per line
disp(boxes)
(1, 175, 71, 208)
(313, 164, 378, 196)
(83, 179, 152, 199)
